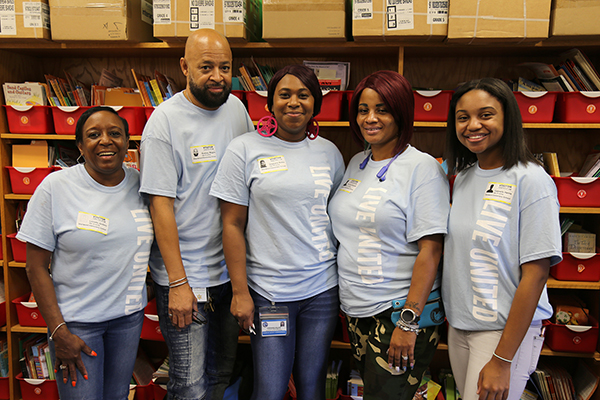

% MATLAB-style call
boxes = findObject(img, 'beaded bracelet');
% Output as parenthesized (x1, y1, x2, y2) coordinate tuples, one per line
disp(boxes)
(395, 319, 421, 335)
(49, 322, 66, 341)
(493, 351, 513, 363)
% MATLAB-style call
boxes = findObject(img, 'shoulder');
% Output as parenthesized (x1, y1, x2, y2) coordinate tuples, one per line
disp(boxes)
(403, 146, 446, 179)
(312, 136, 343, 155)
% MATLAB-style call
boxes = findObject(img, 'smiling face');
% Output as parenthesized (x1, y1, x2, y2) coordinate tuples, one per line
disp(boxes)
(357, 88, 399, 160)
(77, 110, 129, 186)
(272, 74, 314, 142)
(455, 89, 505, 169)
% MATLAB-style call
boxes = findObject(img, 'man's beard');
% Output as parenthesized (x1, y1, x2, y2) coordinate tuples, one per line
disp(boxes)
(189, 78, 232, 109)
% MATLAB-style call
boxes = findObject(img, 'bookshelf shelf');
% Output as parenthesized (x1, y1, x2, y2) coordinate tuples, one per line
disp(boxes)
(547, 277, 600, 290)
(9, 325, 46, 334)
(4, 195, 30, 201)
(560, 207, 600, 214)
(0, 134, 142, 141)
(7, 262, 25, 269)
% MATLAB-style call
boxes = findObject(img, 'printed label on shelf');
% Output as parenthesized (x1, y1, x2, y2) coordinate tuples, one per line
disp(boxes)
(141, 0, 153, 25)
(353, 0, 373, 20)
(427, 0, 448, 25)
(22, 2, 49, 29)
(189, 0, 214, 31)
(153, 0, 171, 25)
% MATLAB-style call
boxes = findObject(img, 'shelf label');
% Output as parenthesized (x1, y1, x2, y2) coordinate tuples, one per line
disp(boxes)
(224, 0, 245, 23)
(427, 0, 447, 25)
(153, 0, 171, 25)
(190, 0, 214, 30)
(23, 2, 49, 29)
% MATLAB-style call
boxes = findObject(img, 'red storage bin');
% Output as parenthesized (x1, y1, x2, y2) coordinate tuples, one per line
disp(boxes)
(513, 91, 557, 123)
(3, 105, 54, 134)
(136, 382, 155, 400)
(12, 293, 46, 327)
(144, 107, 155, 121)
(51, 106, 92, 134)
(0, 302, 5, 327)
(110, 106, 146, 136)
(16, 373, 59, 400)
(141, 299, 164, 341)
(153, 382, 167, 400)
(544, 317, 599, 353)
(552, 176, 600, 207)
(556, 91, 600, 123)
(7, 233, 26, 263)
(0, 377, 9, 400)
(6, 166, 60, 195)
(246, 90, 344, 122)
(551, 253, 600, 281)
(231, 90, 245, 101)
(414, 90, 453, 122)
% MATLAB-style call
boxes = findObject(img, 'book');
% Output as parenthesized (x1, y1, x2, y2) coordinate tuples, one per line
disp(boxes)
(2, 82, 48, 106)
(573, 360, 599, 400)
(144, 81, 158, 106)
(562, 49, 600, 91)
(132, 348, 155, 386)
(131, 68, 151, 107)
(542, 152, 560, 177)
(150, 79, 164, 104)
(578, 152, 600, 177)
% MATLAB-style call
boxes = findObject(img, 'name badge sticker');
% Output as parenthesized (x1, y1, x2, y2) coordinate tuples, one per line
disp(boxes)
(258, 156, 288, 174)
(192, 287, 208, 302)
(483, 182, 516, 204)
(339, 178, 361, 193)
(191, 144, 217, 164)
(76, 212, 109, 235)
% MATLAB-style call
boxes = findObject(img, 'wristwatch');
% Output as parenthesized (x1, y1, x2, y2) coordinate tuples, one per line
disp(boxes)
(399, 308, 420, 324)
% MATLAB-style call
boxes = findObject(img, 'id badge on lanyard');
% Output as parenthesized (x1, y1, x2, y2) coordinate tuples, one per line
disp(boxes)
(258, 306, 289, 337)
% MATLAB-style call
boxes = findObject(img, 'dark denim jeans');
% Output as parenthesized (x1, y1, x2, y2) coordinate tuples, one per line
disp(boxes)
(155, 282, 239, 400)
(49, 310, 144, 400)
(249, 286, 339, 400)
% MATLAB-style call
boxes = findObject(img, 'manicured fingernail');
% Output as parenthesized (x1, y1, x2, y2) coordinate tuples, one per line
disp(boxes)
(396, 366, 400, 372)
(84, 375, 88, 380)
(403, 366, 407, 372)
(389, 363, 393, 369)
(410, 363, 414, 370)
(72, 381, 76, 387)
(54, 369, 57, 373)
(63, 378, 67, 384)
(91, 351, 97, 357)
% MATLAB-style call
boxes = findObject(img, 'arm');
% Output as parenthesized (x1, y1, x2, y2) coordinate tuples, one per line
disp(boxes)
(149, 194, 197, 328)
(220, 200, 254, 330)
(388, 234, 443, 371)
(25, 243, 94, 387)
(477, 258, 550, 400)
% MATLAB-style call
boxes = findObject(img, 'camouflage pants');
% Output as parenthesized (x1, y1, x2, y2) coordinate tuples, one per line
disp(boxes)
(346, 310, 440, 400)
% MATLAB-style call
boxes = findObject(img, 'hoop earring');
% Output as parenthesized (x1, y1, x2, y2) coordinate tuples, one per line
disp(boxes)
(257, 115, 278, 137)
(306, 118, 319, 140)
(77, 154, 85, 164)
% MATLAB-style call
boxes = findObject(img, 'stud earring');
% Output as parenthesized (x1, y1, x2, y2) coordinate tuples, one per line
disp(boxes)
(257, 115, 278, 137)
(306, 118, 319, 140)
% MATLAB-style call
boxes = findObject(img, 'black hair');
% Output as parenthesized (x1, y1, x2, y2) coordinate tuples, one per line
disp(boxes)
(75, 106, 129, 145)
(267, 65, 322, 117)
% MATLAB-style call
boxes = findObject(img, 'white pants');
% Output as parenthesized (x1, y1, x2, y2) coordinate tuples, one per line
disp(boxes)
(447, 323, 544, 400)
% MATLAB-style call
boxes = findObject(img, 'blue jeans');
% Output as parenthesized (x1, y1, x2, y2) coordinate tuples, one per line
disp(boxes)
(155, 282, 239, 400)
(49, 310, 144, 400)
(249, 286, 339, 400)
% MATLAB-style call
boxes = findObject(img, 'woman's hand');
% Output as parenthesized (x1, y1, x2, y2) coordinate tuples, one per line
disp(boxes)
(477, 356, 511, 400)
(168, 284, 197, 328)
(53, 327, 96, 387)
(387, 327, 417, 372)
(231, 291, 255, 332)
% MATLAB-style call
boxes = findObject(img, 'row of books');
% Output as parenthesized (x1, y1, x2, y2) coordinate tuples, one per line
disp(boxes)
(238, 57, 276, 92)
(531, 361, 599, 400)
(130, 69, 179, 107)
(578, 152, 600, 178)
(0, 339, 7, 378)
(19, 334, 54, 380)
(515, 48, 600, 92)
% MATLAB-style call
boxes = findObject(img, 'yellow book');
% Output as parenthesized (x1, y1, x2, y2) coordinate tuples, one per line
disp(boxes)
(150, 79, 164, 105)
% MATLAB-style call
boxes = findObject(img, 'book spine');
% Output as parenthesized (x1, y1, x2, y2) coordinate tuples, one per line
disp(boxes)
(150, 80, 164, 104)
(144, 82, 157, 107)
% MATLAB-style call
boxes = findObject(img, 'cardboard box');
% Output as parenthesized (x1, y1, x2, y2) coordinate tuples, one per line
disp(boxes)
(262, 0, 345, 40)
(12, 140, 48, 168)
(0, 0, 51, 40)
(564, 231, 596, 254)
(352, 0, 448, 41)
(447, 0, 552, 43)
(551, 0, 600, 38)
(49, 0, 154, 41)
(153, 0, 262, 42)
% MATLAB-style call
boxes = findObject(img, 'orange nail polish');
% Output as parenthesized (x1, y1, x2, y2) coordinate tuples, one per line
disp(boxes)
(91, 351, 97, 357)
(72, 381, 76, 387)
(54, 369, 57, 374)
(63, 378, 67, 384)
(84, 375, 88, 380)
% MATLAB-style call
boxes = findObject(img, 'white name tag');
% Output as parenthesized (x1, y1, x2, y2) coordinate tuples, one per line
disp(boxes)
(76, 212, 109, 235)
(261, 319, 288, 336)
(190, 144, 217, 164)
(483, 182, 516, 205)
(258, 156, 288, 174)
(192, 287, 208, 302)
(339, 178, 360, 193)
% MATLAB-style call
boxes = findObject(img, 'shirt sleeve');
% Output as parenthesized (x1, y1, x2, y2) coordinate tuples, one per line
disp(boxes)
(209, 140, 251, 206)
(16, 179, 56, 252)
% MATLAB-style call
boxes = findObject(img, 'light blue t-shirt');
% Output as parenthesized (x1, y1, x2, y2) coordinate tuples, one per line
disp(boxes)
(209, 132, 345, 302)
(17, 165, 153, 323)
(329, 145, 450, 318)
(139, 92, 254, 287)
(442, 162, 563, 331)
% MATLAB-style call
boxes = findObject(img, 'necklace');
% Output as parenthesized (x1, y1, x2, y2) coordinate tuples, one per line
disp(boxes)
(359, 150, 402, 182)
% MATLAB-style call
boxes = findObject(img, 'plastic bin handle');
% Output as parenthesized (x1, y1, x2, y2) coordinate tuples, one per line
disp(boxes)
(565, 325, 592, 333)
(580, 91, 600, 99)
(416, 90, 442, 97)
(145, 314, 159, 322)
(21, 302, 38, 309)
(519, 91, 548, 99)
(568, 252, 596, 260)
(57, 106, 81, 112)
(570, 177, 597, 184)
(24, 378, 46, 385)
(9, 105, 34, 111)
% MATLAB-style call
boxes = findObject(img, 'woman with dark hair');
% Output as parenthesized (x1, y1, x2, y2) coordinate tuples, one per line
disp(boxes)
(17, 106, 153, 400)
(328, 70, 450, 399)
(210, 65, 344, 400)
(442, 78, 562, 400)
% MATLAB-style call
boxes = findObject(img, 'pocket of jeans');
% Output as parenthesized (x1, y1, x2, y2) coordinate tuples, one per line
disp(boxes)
(528, 332, 544, 375)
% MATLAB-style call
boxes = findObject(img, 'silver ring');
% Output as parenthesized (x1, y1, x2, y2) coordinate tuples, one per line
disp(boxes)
(168, 313, 173, 317)
(59, 365, 67, 370)
(402, 356, 408, 361)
